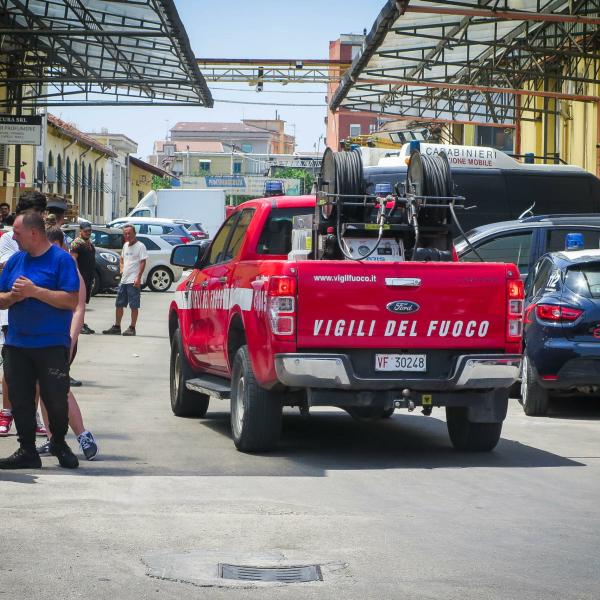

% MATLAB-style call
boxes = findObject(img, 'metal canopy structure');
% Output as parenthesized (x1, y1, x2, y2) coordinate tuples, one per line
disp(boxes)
(197, 58, 351, 85)
(330, 0, 600, 126)
(0, 0, 213, 108)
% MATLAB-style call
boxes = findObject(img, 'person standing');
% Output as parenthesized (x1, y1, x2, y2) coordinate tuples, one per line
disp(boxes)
(0, 203, 11, 224)
(0, 211, 80, 470)
(70, 222, 95, 335)
(103, 224, 147, 337)
(0, 192, 49, 438)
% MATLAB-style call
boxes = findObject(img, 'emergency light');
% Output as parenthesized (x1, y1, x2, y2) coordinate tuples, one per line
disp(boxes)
(565, 232, 584, 251)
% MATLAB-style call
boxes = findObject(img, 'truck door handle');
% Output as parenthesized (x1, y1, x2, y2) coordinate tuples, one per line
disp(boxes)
(217, 277, 227, 284)
(385, 277, 421, 287)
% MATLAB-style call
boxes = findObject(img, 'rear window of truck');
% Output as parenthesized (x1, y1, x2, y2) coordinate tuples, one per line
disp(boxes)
(256, 207, 314, 255)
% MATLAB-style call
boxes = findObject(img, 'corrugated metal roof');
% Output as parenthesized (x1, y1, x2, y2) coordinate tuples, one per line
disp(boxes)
(2, 0, 213, 108)
(331, 0, 600, 125)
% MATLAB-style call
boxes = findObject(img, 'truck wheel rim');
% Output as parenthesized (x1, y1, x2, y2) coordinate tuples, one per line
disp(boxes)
(234, 375, 245, 434)
(151, 269, 171, 290)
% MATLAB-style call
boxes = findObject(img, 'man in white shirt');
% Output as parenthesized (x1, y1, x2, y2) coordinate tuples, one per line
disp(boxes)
(103, 224, 147, 337)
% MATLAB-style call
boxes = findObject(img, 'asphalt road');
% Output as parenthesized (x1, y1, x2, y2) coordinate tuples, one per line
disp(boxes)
(1, 287, 599, 599)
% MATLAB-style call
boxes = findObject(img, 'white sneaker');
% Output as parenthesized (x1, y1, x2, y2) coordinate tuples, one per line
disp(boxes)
(78, 431, 99, 461)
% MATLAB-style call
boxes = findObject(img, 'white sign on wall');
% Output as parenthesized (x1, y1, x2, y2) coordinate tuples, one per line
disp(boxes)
(0, 114, 43, 146)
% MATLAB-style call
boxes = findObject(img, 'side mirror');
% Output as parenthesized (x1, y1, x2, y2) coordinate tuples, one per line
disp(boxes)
(171, 244, 205, 268)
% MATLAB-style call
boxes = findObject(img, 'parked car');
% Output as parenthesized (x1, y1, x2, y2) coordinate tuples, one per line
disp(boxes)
(455, 214, 600, 280)
(63, 225, 124, 252)
(91, 248, 121, 295)
(521, 249, 600, 415)
(184, 222, 209, 240)
(108, 217, 193, 246)
(136, 234, 184, 292)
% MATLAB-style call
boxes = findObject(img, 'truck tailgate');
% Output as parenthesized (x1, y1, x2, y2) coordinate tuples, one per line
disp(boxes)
(296, 261, 509, 350)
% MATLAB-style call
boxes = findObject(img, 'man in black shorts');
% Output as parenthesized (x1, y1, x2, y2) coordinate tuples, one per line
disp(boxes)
(70, 222, 95, 334)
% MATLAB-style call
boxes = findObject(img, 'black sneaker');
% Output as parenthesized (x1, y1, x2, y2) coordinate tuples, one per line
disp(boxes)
(102, 325, 121, 335)
(0, 447, 42, 469)
(49, 441, 79, 469)
(80, 324, 95, 335)
(122, 326, 136, 337)
(70, 376, 82, 387)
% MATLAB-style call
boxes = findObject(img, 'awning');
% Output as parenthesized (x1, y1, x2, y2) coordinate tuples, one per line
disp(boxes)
(330, 0, 600, 126)
(1, 0, 213, 108)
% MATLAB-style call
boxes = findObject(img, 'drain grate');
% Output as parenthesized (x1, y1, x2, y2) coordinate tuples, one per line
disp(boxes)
(219, 563, 322, 583)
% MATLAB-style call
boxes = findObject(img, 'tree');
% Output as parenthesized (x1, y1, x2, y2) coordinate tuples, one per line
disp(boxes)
(151, 175, 172, 190)
(271, 167, 314, 195)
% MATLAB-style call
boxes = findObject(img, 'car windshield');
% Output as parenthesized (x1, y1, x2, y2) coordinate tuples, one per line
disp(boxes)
(565, 263, 600, 298)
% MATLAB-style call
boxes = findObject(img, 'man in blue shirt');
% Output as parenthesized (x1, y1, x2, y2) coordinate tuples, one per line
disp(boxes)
(0, 211, 80, 469)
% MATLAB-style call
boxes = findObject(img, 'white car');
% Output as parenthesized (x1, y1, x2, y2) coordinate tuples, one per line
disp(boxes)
(135, 234, 184, 292)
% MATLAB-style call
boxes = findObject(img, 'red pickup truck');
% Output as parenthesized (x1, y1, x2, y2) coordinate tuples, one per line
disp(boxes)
(168, 195, 523, 453)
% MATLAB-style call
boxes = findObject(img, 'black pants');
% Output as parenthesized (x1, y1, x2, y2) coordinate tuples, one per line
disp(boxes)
(2, 345, 70, 453)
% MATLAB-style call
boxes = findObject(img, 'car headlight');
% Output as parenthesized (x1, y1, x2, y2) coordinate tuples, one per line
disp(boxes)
(100, 252, 118, 263)
(107, 264, 119, 272)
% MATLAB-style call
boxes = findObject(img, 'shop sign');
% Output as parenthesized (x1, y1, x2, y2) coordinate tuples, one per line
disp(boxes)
(0, 114, 43, 145)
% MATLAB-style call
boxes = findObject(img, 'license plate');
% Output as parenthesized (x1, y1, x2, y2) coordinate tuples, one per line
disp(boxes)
(375, 354, 427, 372)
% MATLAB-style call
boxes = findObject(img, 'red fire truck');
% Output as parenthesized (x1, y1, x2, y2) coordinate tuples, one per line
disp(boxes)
(168, 188, 523, 453)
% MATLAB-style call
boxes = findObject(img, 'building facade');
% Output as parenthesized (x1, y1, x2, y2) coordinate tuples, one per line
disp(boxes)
(87, 131, 137, 219)
(326, 35, 380, 151)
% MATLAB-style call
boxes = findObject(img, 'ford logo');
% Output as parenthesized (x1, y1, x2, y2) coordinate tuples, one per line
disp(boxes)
(386, 300, 420, 314)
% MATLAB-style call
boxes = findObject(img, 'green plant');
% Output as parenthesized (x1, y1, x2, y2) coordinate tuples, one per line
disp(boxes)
(151, 175, 172, 190)
(271, 167, 314, 195)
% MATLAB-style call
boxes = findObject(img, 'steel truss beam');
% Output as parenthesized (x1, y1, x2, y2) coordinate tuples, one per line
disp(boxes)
(195, 60, 349, 85)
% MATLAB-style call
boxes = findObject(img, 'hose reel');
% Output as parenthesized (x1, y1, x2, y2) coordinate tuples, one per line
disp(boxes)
(314, 147, 464, 261)
(318, 147, 364, 222)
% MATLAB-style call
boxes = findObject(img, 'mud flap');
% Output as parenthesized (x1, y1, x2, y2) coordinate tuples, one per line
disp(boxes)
(467, 389, 509, 423)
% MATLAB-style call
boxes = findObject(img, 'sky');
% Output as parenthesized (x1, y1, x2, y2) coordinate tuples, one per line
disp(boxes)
(53, 1, 383, 160)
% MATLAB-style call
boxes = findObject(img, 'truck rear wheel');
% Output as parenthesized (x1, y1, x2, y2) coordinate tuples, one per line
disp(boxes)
(521, 354, 549, 416)
(446, 407, 503, 452)
(230, 345, 282, 452)
(170, 329, 210, 417)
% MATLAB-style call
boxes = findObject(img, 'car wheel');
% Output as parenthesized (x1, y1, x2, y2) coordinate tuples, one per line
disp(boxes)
(346, 406, 394, 419)
(230, 345, 282, 452)
(446, 406, 503, 452)
(147, 266, 173, 292)
(90, 270, 100, 296)
(521, 354, 549, 416)
(170, 329, 209, 417)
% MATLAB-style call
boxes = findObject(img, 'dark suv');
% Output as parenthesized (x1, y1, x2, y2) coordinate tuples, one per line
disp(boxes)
(455, 215, 600, 280)
(521, 250, 600, 415)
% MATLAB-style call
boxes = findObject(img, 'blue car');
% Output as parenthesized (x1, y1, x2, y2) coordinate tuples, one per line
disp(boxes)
(521, 249, 600, 415)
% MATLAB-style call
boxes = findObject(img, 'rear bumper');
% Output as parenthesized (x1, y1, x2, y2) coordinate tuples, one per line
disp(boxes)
(533, 340, 600, 389)
(274, 353, 521, 391)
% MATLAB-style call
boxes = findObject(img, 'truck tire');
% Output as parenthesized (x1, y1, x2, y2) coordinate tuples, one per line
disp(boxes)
(230, 345, 282, 452)
(347, 407, 394, 419)
(521, 354, 549, 416)
(446, 407, 503, 452)
(170, 329, 209, 417)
